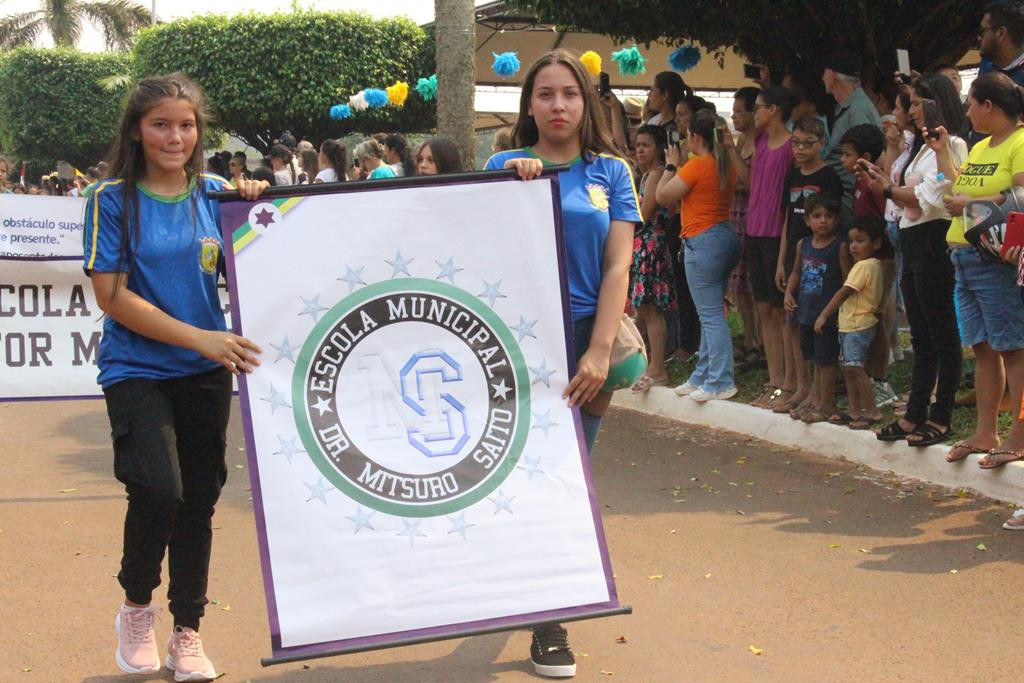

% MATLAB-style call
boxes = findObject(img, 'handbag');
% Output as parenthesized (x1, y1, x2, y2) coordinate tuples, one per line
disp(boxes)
(603, 314, 649, 391)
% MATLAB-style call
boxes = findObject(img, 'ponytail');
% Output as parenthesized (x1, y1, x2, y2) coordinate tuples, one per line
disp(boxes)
(689, 110, 732, 190)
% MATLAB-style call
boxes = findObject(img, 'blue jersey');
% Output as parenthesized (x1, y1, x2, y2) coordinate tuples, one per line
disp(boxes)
(82, 173, 232, 388)
(485, 148, 641, 321)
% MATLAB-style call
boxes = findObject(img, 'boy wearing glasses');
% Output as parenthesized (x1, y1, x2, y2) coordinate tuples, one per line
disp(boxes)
(773, 116, 842, 414)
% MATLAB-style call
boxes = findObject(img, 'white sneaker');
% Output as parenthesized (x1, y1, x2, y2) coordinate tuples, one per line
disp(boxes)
(690, 387, 738, 402)
(674, 381, 699, 396)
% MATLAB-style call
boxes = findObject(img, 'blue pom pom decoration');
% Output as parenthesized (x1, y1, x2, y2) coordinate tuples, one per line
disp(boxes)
(364, 88, 389, 109)
(416, 74, 438, 101)
(669, 45, 701, 73)
(491, 51, 521, 78)
(329, 104, 352, 120)
(610, 45, 647, 76)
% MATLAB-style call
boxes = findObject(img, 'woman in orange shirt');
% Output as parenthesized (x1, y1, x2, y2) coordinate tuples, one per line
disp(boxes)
(657, 110, 740, 401)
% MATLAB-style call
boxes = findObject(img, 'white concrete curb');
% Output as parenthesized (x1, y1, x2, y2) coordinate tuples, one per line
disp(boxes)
(613, 386, 1024, 505)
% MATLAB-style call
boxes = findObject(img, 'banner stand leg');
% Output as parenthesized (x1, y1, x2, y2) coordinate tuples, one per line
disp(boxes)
(261, 606, 633, 667)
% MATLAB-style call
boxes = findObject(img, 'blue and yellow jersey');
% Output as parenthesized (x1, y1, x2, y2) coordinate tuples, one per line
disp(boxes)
(485, 148, 640, 322)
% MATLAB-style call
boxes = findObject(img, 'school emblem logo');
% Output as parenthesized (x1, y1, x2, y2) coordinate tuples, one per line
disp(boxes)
(292, 278, 530, 517)
(199, 237, 219, 274)
(587, 183, 610, 211)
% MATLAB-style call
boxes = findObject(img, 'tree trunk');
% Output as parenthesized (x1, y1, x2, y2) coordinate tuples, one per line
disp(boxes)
(434, 0, 476, 171)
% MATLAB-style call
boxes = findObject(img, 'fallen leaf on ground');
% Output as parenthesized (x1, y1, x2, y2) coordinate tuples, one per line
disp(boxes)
(22, 666, 32, 672)
(711, 469, 721, 474)
(976, 543, 987, 551)
(827, 544, 841, 549)
(859, 548, 871, 554)
(669, 529, 677, 534)
(615, 635, 627, 643)
(950, 569, 959, 574)
(221, 605, 231, 611)
(58, 488, 77, 494)
(647, 574, 663, 580)
(234, 464, 244, 469)
(704, 573, 712, 579)
(749, 645, 764, 655)
(600, 671, 614, 676)
(736, 510, 746, 515)
(827, 472, 843, 478)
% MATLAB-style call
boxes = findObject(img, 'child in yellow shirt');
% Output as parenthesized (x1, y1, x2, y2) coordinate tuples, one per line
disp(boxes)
(815, 218, 885, 429)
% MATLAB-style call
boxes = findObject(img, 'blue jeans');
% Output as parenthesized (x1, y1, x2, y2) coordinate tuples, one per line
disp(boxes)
(950, 247, 1024, 352)
(682, 221, 741, 393)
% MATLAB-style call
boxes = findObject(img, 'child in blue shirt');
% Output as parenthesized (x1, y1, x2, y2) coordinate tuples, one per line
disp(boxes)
(784, 193, 851, 423)
(485, 48, 640, 679)
(84, 73, 268, 681)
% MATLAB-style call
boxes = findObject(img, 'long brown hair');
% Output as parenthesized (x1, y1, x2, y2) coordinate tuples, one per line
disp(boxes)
(105, 73, 209, 294)
(511, 49, 622, 161)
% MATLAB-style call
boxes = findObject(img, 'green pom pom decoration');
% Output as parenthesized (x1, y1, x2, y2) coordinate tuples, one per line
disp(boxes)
(416, 74, 438, 101)
(610, 45, 647, 76)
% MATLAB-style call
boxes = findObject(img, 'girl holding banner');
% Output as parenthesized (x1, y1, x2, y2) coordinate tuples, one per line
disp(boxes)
(83, 73, 267, 681)
(486, 49, 641, 678)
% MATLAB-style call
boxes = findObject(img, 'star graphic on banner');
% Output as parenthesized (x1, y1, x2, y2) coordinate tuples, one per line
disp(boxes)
(529, 358, 556, 387)
(261, 383, 291, 414)
(478, 280, 507, 307)
(313, 395, 333, 417)
(337, 265, 366, 293)
(385, 250, 414, 278)
(299, 294, 328, 323)
(269, 336, 299, 363)
(519, 454, 545, 480)
(397, 519, 427, 546)
(491, 379, 513, 401)
(273, 435, 305, 464)
(254, 207, 276, 228)
(488, 490, 515, 515)
(446, 512, 475, 540)
(435, 257, 463, 283)
(304, 477, 332, 504)
(345, 506, 376, 534)
(531, 409, 558, 436)
(510, 315, 538, 342)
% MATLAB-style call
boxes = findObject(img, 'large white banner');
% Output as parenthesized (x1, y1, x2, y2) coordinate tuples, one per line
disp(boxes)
(222, 175, 622, 661)
(0, 194, 106, 401)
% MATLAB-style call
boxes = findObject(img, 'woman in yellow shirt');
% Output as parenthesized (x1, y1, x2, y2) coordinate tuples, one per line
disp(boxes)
(939, 73, 1024, 486)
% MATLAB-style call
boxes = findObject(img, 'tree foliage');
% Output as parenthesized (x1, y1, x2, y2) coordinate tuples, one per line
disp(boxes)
(513, 0, 985, 90)
(0, 47, 130, 175)
(0, 0, 151, 51)
(132, 11, 437, 152)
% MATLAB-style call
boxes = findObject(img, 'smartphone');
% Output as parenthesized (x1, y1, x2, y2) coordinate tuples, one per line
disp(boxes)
(921, 98, 942, 139)
(1005, 211, 1024, 257)
(599, 71, 610, 96)
(896, 49, 911, 77)
(743, 63, 760, 80)
(668, 129, 681, 145)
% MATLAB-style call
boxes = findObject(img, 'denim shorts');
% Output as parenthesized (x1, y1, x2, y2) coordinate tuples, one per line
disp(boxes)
(950, 247, 1024, 352)
(839, 325, 877, 368)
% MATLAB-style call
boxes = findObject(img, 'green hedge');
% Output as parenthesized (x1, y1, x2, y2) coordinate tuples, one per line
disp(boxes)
(133, 11, 437, 151)
(0, 48, 130, 178)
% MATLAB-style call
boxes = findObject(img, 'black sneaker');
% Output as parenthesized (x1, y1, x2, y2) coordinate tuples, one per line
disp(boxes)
(530, 623, 576, 678)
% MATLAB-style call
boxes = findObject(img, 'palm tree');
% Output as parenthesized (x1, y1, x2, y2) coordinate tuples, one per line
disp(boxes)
(0, 0, 151, 51)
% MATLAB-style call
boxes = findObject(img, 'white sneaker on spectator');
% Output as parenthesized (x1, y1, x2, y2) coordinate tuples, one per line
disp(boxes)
(873, 380, 897, 408)
(674, 381, 698, 396)
(690, 387, 737, 402)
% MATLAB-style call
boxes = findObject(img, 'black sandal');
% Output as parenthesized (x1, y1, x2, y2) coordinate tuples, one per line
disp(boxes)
(827, 412, 853, 425)
(876, 419, 916, 442)
(907, 422, 951, 448)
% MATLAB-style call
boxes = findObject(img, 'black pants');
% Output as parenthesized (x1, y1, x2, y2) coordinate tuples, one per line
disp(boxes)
(104, 367, 232, 631)
(900, 220, 961, 426)
(665, 218, 701, 354)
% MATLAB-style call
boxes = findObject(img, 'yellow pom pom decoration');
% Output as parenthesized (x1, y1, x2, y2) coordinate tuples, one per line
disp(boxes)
(580, 50, 602, 77)
(387, 81, 409, 107)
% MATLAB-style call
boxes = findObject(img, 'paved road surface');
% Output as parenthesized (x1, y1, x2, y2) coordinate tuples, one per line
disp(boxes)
(2, 400, 1022, 682)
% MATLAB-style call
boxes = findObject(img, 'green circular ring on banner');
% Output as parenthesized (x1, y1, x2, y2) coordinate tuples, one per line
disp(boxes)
(292, 277, 531, 517)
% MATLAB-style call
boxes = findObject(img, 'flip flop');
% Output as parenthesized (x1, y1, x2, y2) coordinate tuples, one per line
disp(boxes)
(802, 410, 830, 424)
(978, 449, 1024, 470)
(827, 412, 853, 426)
(946, 441, 988, 463)
(849, 417, 882, 431)
(630, 374, 667, 393)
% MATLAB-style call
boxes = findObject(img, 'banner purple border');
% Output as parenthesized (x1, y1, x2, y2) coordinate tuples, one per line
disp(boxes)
(220, 171, 625, 664)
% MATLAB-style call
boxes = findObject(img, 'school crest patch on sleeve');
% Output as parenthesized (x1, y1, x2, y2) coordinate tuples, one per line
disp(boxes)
(587, 183, 610, 211)
(200, 236, 220, 274)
